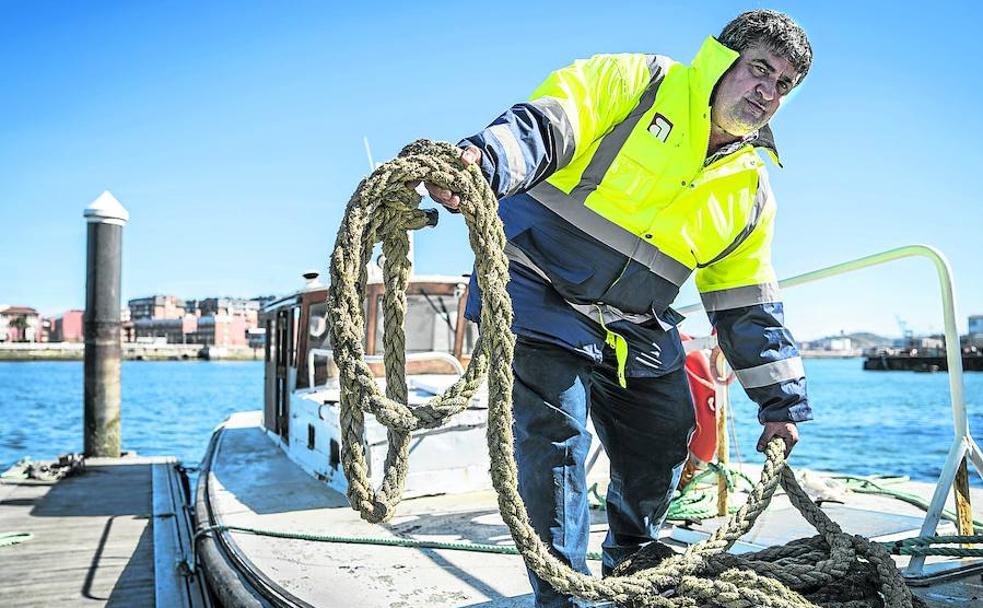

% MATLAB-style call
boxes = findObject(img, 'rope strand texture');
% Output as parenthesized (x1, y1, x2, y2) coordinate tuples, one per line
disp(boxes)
(327, 139, 917, 607)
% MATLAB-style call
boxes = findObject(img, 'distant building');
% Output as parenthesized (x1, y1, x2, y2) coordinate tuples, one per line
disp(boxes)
(252, 295, 278, 310)
(246, 326, 267, 349)
(39, 317, 53, 343)
(128, 295, 185, 321)
(0, 306, 40, 342)
(51, 310, 84, 342)
(968, 315, 983, 349)
(917, 336, 944, 350)
(189, 315, 247, 347)
(133, 315, 198, 344)
(799, 335, 854, 352)
(120, 307, 135, 343)
(122, 294, 275, 346)
(195, 298, 259, 327)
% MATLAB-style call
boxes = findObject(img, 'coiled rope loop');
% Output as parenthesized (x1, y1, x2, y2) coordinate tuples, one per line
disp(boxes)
(328, 140, 508, 524)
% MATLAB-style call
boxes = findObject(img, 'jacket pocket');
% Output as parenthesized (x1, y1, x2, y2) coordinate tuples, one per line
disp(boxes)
(511, 227, 625, 305)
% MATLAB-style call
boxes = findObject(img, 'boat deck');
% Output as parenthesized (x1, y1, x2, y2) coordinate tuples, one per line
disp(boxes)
(201, 412, 983, 607)
(0, 456, 209, 608)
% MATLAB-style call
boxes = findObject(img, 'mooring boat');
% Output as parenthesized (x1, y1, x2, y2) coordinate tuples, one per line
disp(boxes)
(195, 245, 983, 607)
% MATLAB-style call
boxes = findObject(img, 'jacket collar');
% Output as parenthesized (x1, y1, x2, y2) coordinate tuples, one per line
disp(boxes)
(688, 36, 782, 166)
(752, 124, 781, 166)
(689, 36, 739, 107)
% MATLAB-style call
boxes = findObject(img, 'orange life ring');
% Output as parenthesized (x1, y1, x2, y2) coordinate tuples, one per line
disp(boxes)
(680, 334, 717, 465)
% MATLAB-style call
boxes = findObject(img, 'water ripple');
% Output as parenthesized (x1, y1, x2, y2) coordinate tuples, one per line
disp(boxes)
(1, 359, 980, 487)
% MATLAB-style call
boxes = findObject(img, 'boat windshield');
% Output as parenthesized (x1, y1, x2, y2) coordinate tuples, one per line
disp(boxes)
(299, 287, 478, 389)
(307, 300, 331, 353)
(374, 292, 471, 354)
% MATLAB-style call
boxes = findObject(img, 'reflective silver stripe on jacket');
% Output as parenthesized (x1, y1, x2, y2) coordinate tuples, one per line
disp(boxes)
(576, 55, 667, 195)
(503, 242, 550, 281)
(699, 170, 770, 268)
(486, 123, 528, 196)
(503, 242, 663, 327)
(700, 282, 781, 312)
(525, 54, 691, 288)
(527, 181, 692, 286)
(566, 302, 660, 327)
(528, 97, 578, 170)
(526, 54, 667, 174)
(734, 356, 805, 388)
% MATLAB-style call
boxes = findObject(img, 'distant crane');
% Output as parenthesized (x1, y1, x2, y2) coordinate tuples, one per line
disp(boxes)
(895, 315, 914, 348)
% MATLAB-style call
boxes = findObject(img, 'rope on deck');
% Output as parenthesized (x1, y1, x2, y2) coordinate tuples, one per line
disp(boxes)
(592, 463, 758, 522)
(834, 474, 983, 533)
(191, 523, 604, 564)
(885, 536, 983, 558)
(0, 532, 32, 548)
(326, 139, 930, 607)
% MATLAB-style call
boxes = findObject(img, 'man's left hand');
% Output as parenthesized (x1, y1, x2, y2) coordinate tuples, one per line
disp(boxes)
(756, 421, 798, 458)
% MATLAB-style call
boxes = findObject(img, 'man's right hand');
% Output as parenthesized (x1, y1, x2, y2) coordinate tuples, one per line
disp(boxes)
(408, 145, 482, 212)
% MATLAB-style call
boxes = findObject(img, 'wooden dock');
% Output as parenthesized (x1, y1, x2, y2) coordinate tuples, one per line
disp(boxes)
(0, 456, 210, 607)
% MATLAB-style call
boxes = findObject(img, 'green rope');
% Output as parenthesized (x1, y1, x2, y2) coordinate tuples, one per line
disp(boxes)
(191, 529, 977, 588)
(834, 474, 983, 533)
(1, 456, 31, 480)
(188, 523, 603, 574)
(207, 523, 603, 559)
(881, 535, 983, 557)
(590, 463, 758, 522)
(0, 532, 32, 548)
(188, 524, 983, 568)
(667, 490, 720, 522)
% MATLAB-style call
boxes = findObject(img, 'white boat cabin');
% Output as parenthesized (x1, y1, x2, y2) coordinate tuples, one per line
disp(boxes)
(260, 273, 493, 498)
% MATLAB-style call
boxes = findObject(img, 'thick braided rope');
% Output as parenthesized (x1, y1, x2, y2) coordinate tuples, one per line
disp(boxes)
(328, 139, 916, 607)
(616, 462, 916, 607)
(328, 140, 494, 523)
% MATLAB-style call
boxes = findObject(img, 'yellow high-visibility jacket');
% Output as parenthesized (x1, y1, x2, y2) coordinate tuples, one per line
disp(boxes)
(462, 37, 810, 423)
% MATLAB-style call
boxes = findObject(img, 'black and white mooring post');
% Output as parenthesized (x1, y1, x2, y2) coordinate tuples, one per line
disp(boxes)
(83, 191, 129, 458)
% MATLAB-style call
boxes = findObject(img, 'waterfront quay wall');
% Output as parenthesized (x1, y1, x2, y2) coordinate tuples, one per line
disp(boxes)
(799, 349, 863, 359)
(0, 342, 261, 361)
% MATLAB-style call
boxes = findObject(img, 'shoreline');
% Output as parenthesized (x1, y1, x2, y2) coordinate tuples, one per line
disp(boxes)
(798, 349, 862, 359)
(3, 344, 854, 362)
(0, 343, 262, 361)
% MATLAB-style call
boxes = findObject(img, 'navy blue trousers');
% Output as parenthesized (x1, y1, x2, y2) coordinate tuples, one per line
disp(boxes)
(512, 338, 696, 608)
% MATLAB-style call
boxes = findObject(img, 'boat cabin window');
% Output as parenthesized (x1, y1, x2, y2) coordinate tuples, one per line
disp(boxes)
(297, 281, 477, 389)
(308, 301, 331, 351)
(374, 291, 462, 353)
(262, 301, 300, 437)
(291, 306, 301, 366)
(305, 300, 335, 388)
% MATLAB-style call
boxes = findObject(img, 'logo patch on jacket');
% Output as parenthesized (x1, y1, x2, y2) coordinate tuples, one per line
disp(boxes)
(648, 114, 673, 143)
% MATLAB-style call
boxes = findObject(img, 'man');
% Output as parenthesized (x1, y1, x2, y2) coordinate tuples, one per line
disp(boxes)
(423, 10, 813, 607)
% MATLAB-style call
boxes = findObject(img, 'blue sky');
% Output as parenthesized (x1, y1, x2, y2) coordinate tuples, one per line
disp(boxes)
(1, 1, 980, 340)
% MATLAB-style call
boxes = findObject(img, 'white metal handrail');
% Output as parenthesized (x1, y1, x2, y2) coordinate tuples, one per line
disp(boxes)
(677, 244, 982, 577)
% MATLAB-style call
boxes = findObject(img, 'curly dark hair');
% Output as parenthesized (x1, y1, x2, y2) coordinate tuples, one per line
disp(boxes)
(719, 10, 813, 86)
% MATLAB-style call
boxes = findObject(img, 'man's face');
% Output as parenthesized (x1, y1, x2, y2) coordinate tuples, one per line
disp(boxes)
(711, 44, 798, 137)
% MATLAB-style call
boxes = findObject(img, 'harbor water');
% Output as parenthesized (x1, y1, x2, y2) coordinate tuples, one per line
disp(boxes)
(1, 358, 981, 486)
